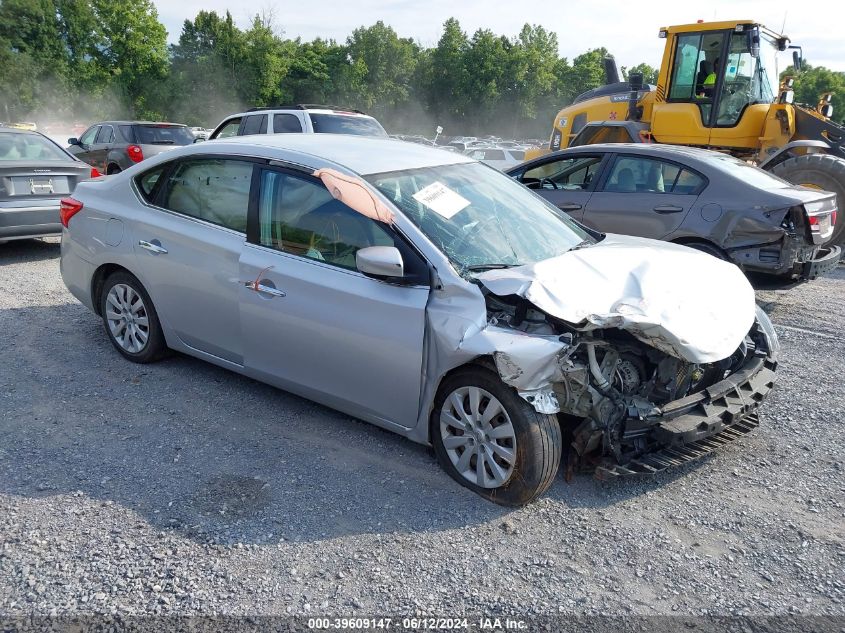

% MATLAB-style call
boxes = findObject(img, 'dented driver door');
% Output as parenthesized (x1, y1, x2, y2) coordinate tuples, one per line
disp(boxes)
(239, 167, 430, 429)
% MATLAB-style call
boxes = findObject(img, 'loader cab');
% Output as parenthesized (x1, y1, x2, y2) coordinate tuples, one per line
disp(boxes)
(652, 22, 784, 150)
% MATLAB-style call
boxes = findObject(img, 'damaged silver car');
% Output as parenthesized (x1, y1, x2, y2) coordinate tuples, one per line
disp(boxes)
(60, 135, 779, 506)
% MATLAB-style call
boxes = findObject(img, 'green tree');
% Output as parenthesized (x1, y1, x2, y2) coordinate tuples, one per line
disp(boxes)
(785, 62, 845, 125)
(91, 0, 169, 116)
(622, 62, 658, 85)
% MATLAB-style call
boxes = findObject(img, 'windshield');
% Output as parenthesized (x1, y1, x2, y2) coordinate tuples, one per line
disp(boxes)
(131, 125, 194, 146)
(0, 132, 68, 161)
(310, 113, 387, 137)
(366, 162, 592, 273)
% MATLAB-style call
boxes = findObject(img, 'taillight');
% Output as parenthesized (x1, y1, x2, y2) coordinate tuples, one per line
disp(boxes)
(60, 197, 83, 228)
(832, 210, 838, 226)
(90, 167, 102, 178)
(127, 144, 144, 163)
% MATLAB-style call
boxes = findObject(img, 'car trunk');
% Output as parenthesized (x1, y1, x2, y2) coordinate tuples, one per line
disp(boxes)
(0, 160, 91, 203)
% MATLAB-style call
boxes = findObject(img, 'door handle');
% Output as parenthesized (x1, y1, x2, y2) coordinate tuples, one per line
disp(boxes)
(138, 240, 168, 254)
(653, 205, 684, 214)
(558, 203, 582, 211)
(243, 280, 286, 297)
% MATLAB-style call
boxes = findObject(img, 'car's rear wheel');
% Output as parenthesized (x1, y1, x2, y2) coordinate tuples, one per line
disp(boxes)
(100, 271, 166, 363)
(431, 367, 561, 506)
(107, 164, 121, 175)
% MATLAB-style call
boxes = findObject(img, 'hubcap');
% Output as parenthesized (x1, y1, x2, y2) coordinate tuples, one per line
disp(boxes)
(439, 386, 517, 489)
(105, 283, 150, 353)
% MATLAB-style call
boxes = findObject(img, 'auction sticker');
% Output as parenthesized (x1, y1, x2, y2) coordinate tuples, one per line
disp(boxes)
(412, 182, 470, 219)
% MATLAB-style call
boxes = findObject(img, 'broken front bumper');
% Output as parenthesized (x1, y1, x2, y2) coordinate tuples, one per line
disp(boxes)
(801, 245, 842, 280)
(595, 311, 779, 479)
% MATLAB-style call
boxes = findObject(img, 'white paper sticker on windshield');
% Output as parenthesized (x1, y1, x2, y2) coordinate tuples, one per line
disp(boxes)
(412, 182, 470, 219)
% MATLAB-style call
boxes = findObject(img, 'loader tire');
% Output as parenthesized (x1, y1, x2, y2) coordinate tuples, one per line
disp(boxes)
(770, 153, 845, 247)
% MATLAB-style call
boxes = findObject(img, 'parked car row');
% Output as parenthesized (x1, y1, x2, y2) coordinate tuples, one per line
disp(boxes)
(5, 106, 839, 505)
(55, 133, 788, 506)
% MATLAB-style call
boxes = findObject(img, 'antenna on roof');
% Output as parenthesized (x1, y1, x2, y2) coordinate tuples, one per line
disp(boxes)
(780, 11, 788, 35)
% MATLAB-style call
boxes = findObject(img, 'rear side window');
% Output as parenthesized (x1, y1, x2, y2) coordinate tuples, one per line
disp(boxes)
(273, 113, 303, 133)
(213, 118, 242, 139)
(160, 158, 253, 232)
(94, 125, 114, 144)
(133, 125, 194, 146)
(602, 155, 705, 194)
(119, 125, 135, 142)
(241, 115, 268, 136)
(135, 164, 168, 202)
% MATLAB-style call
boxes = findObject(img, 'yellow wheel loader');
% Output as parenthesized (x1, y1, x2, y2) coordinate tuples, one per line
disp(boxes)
(536, 20, 845, 246)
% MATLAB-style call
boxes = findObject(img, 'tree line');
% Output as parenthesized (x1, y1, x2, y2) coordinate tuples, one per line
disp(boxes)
(1, 0, 842, 137)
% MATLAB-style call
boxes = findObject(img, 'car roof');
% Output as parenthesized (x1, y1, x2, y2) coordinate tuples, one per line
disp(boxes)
(0, 126, 41, 136)
(208, 134, 473, 175)
(566, 142, 729, 161)
(91, 121, 187, 127)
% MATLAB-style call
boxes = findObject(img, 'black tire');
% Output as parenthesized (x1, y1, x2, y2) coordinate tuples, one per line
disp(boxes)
(770, 153, 845, 247)
(99, 271, 167, 363)
(107, 164, 121, 175)
(431, 366, 561, 506)
(683, 240, 728, 260)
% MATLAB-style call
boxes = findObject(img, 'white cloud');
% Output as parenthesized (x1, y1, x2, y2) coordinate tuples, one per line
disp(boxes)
(153, 0, 845, 71)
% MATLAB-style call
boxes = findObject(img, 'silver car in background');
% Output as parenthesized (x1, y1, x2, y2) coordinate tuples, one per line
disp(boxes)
(60, 135, 778, 505)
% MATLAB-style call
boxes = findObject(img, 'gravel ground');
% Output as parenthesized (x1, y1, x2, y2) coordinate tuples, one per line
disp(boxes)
(1, 237, 843, 618)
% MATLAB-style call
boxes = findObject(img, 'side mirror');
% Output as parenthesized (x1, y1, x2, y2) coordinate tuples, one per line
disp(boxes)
(356, 246, 404, 279)
(68, 137, 79, 146)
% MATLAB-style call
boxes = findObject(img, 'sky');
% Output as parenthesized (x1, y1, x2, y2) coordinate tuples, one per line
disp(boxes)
(152, 0, 845, 72)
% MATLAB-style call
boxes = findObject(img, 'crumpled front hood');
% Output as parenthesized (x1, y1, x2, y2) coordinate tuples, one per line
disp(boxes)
(474, 234, 756, 364)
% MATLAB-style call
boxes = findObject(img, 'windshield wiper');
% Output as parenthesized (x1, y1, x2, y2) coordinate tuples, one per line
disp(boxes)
(465, 263, 518, 272)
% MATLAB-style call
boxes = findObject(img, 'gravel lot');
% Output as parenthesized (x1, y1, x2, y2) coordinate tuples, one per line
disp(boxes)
(1, 237, 843, 618)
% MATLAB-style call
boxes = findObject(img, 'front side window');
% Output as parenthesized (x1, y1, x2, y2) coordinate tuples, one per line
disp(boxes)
(367, 162, 591, 273)
(213, 118, 242, 139)
(273, 113, 303, 133)
(601, 155, 704, 194)
(79, 126, 98, 146)
(257, 170, 399, 271)
(160, 158, 253, 232)
(521, 155, 603, 191)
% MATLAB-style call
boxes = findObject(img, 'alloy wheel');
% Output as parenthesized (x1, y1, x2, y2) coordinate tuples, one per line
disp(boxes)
(439, 386, 517, 488)
(105, 283, 150, 354)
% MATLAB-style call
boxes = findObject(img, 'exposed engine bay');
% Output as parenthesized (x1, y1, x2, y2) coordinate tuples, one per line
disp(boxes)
(483, 291, 778, 476)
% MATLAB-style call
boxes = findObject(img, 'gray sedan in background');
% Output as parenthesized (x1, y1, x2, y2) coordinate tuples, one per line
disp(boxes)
(60, 135, 778, 505)
(507, 144, 841, 280)
(0, 126, 95, 242)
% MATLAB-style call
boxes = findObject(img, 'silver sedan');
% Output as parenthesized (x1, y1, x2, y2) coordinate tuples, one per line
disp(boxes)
(60, 135, 779, 505)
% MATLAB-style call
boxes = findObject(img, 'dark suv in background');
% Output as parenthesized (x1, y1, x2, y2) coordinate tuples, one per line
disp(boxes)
(67, 122, 194, 174)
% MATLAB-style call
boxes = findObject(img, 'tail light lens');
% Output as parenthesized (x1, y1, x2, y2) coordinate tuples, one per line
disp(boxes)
(60, 197, 83, 228)
(127, 144, 144, 163)
(90, 167, 102, 178)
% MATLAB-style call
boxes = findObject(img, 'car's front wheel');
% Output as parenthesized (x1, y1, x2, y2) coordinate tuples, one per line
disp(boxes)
(100, 271, 167, 363)
(432, 367, 561, 506)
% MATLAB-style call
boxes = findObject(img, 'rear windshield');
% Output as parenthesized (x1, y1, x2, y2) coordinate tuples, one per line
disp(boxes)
(696, 152, 792, 189)
(130, 125, 194, 146)
(309, 113, 387, 137)
(0, 132, 68, 161)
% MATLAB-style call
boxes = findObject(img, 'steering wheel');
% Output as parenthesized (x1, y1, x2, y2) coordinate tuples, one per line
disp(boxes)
(539, 177, 559, 190)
